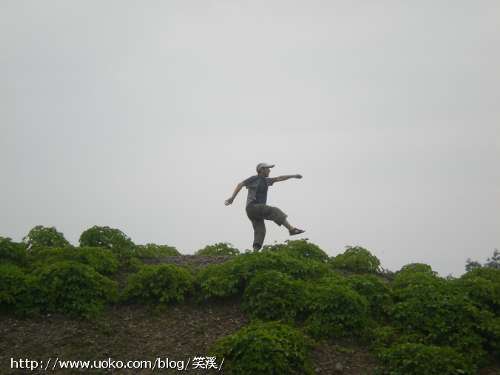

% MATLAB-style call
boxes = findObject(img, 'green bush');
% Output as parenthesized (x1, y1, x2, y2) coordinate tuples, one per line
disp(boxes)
(398, 263, 437, 276)
(262, 239, 329, 263)
(22, 225, 70, 251)
(79, 225, 135, 261)
(210, 320, 315, 375)
(477, 314, 500, 358)
(195, 242, 240, 256)
(194, 262, 242, 301)
(123, 264, 194, 305)
(242, 270, 307, 323)
(389, 271, 487, 365)
(304, 283, 369, 339)
(329, 246, 381, 273)
(369, 325, 426, 356)
(232, 251, 330, 283)
(377, 342, 475, 375)
(73, 247, 119, 275)
(28, 246, 119, 275)
(194, 251, 330, 302)
(0, 264, 35, 315)
(455, 267, 500, 314)
(391, 268, 443, 297)
(346, 274, 393, 318)
(134, 243, 180, 258)
(0, 236, 28, 266)
(315, 271, 350, 286)
(33, 260, 118, 318)
(369, 325, 398, 353)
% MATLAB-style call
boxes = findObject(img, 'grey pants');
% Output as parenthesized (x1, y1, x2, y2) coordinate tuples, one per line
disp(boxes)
(246, 204, 288, 250)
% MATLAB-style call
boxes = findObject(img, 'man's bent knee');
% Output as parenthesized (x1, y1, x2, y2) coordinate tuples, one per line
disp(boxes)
(268, 207, 287, 226)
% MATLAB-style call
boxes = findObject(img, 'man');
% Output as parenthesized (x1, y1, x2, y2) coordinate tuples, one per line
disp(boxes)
(225, 162, 305, 251)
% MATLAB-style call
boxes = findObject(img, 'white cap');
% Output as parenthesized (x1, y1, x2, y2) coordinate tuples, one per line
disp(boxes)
(256, 163, 275, 172)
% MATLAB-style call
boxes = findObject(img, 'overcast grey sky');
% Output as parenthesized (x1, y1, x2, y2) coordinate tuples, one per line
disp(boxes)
(1, 0, 499, 277)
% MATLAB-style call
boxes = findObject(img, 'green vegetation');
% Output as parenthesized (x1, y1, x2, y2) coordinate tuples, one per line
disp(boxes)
(1, 226, 499, 372)
(195, 242, 240, 256)
(0, 263, 34, 315)
(22, 225, 70, 251)
(456, 267, 500, 314)
(241, 270, 307, 323)
(194, 250, 330, 301)
(123, 264, 194, 305)
(346, 274, 393, 318)
(378, 342, 475, 375)
(28, 246, 119, 275)
(33, 260, 118, 319)
(304, 282, 370, 339)
(210, 320, 315, 375)
(194, 262, 242, 300)
(0, 236, 28, 266)
(261, 239, 329, 263)
(329, 245, 382, 273)
(134, 243, 180, 258)
(79, 225, 136, 261)
(390, 275, 486, 366)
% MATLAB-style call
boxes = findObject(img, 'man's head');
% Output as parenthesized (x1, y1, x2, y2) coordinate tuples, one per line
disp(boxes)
(256, 162, 274, 177)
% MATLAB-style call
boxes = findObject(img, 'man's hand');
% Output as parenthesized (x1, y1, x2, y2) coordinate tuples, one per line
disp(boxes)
(295, 174, 303, 179)
(225, 197, 234, 206)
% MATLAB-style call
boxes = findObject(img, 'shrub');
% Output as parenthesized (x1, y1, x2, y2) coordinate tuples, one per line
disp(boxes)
(79, 226, 135, 262)
(74, 247, 119, 275)
(368, 325, 427, 355)
(28, 246, 119, 275)
(0, 264, 35, 315)
(0, 236, 28, 266)
(456, 267, 500, 314)
(194, 262, 242, 301)
(389, 271, 487, 365)
(195, 242, 240, 256)
(477, 314, 500, 358)
(346, 274, 393, 318)
(304, 283, 369, 339)
(33, 260, 118, 318)
(377, 343, 475, 375)
(391, 268, 443, 297)
(242, 270, 307, 323)
(262, 239, 329, 263)
(232, 251, 330, 282)
(453, 268, 500, 358)
(398, 263, 437, 276)
(210, 320, 315, 375)
(315, 271, 350, 286)
(22, 225, 70, 251)
(369, 325, 398, 353)
(123, 264, 194, 305)
(329, 246, 381, 273)
(134, 244, 180, 258)
(194, 251, 330, 302)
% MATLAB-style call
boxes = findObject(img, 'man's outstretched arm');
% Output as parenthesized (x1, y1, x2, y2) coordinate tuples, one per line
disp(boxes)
(271, 174, 303, 183)
(225, 182, 245, 205)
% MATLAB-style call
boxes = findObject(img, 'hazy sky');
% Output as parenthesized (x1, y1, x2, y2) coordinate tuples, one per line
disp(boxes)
(1, 0, 499, 277)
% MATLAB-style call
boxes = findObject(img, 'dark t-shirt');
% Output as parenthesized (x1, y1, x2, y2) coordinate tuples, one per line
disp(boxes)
(242, 175, 274, 207)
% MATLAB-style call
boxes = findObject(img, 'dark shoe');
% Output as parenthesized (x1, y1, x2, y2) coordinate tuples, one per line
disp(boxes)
(289, 228, 305, 235)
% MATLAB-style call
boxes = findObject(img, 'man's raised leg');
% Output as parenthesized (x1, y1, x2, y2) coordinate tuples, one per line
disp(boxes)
(261, 205, 305, 236)
(282, 219, 305, 235)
